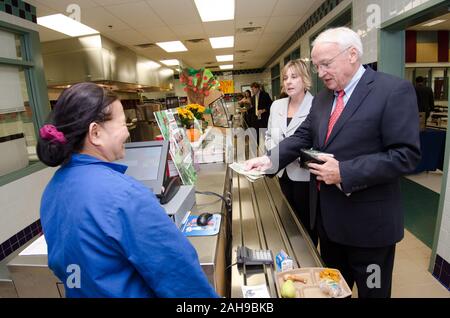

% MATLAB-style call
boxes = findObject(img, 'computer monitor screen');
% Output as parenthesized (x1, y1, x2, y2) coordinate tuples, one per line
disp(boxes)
(117, 140, 169, 195)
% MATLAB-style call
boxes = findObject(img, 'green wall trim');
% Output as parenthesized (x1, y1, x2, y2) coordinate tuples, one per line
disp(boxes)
(0, 57, 33, 67)
(381, 0, 449, 31)
(430, 96, 450, 272)
(379, 0, 450, 273)
(378, 29, 405, 77)
(0, 162, 47, 187)
(0, 16, 50, 187)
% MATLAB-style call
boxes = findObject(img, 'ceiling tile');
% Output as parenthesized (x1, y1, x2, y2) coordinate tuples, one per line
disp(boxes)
(170, 24, 205, 39)
(147, 0, 201, 25)
(235, 0, 277, 18)
(184, 41, 211, 53)
(94, 0, 142, 5)
(203, 21, 235, 37)
(235, 16, 269, 29)
(82, 7, 131, 32)
(105, 1, 166, 29)
(34, 0, 100, 11)
(264, 16, 300, 34)
(102, 29, 151, 45)
(272, 0, 316, 16)
(235, 34, 260, 50)
(137, 26, 177, 42)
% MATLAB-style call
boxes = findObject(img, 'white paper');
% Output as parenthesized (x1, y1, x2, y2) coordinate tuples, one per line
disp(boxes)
(19, 235, 48, 256)
(241, 284, 271, 298)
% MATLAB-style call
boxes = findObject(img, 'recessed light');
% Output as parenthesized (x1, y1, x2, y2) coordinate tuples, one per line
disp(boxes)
(216, 55, 234, 62)
(160, 59, 180, 66)
(156, 41, 188, 52)
(209, 36, 234, 49)
(422, 19, 446, 27)
(194, 0, 234, 22)
(219, 64, 233, 70)
(37, 14, 99, 37)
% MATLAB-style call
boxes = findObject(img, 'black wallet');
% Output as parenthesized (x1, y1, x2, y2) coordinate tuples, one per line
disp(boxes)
(299, 149, 334, 169)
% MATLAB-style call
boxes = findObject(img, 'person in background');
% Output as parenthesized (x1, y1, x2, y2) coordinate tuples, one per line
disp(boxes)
(239, 90, 252, 128)
(238, 89, 252, 108)
(37, 82, 218, 298)
(251, 82, 273, 144)
(414, 76, 435, 121)
(245, 27, 420, 298)
(265, 59, 318, 246)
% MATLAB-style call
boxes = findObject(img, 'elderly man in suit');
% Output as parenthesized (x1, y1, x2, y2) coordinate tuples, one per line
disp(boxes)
(245, 27, 421, 298)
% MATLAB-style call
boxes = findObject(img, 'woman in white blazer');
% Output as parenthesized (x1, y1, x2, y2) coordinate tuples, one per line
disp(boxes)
(265, 59, 318, 246)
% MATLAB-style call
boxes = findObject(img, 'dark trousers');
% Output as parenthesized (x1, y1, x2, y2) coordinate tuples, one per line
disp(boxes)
(316, 200, 396, 298)
(279, 173, 318, 247)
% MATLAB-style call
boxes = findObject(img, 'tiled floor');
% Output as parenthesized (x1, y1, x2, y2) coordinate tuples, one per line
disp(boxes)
(351, 171, 450, 297)
(374, 171, 448, 297)
(392, 229, 449, 298)
(405, 170, 444, 194)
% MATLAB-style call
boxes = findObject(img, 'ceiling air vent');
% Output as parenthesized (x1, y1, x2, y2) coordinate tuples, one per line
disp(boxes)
(135, 43, 156, 49)
(186, 38, 206, 43)
(236, 26, 262, 34)
(204, 61, 216, 65)
(235, 50, 251, 54)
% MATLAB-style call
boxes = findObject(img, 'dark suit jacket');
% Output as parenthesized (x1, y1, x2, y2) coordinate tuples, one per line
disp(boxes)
(269, 67, 421, 248)
(415, 84, 434, 119)
(251, 90, 273, 128)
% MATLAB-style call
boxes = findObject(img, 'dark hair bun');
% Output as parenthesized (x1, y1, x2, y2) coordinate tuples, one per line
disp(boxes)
(36, 139, 70, 167)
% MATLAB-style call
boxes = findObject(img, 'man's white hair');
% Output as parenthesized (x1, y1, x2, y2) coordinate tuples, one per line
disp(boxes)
(312, 27, 363, 60)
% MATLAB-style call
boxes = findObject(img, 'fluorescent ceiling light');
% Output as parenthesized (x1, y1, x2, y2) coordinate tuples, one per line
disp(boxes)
(37, 14, 99, 37)
(216, 55, 234, 62)
(422, 19, 446, 27)
(156, 41, 187, 52)
(160, 59, 180, 66)
(219, 64, 233, 70)
(194, 0, 234, 22)
(209, 36, 234, 49)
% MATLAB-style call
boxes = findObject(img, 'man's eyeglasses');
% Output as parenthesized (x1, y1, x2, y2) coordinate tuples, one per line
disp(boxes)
(311, 46, 351, 73)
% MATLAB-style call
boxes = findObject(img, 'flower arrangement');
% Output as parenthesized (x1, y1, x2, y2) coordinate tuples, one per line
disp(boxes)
(180, 68, 220, 105)
(177, 106, 195, 128)
(186, 103, 206, 120)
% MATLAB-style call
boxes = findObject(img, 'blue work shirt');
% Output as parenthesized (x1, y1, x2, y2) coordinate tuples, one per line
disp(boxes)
(40, 153, 218, 298)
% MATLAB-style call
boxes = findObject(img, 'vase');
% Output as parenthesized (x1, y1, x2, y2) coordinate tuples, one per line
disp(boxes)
(186, 128, 201, 142)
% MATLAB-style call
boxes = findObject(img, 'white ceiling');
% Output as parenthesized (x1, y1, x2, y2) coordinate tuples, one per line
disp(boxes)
(26, 0, 321, 70)
(407, 12, 450, 31)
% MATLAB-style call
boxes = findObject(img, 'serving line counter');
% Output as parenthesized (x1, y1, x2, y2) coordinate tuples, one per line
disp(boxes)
(1, 157, 323, 298)
(2, 163, 231, 298)
(230, 173, 323, 298)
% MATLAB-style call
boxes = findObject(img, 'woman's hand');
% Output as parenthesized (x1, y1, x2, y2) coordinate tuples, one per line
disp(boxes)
(245, 156, 272, 172)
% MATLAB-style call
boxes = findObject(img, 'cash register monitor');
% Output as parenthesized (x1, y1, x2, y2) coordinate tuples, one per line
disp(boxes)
(118, 140, 169, 196)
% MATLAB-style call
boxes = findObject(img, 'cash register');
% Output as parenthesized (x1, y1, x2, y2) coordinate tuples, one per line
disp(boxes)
(117, 140, 195, 227)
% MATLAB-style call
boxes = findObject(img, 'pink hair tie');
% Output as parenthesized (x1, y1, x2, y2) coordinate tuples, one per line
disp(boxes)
(39, 124, 67, 144)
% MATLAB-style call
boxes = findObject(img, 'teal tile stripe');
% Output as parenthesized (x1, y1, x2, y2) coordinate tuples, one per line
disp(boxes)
(400, 177, 439, 248)
(0, 0, 36, 24)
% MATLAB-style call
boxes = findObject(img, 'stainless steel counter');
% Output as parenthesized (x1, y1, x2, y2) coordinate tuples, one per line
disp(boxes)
(2, 160, 322, 299)
(230, 172, 323, 298)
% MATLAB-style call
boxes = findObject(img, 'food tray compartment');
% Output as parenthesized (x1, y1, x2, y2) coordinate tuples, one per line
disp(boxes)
(276, 267, 352, 298)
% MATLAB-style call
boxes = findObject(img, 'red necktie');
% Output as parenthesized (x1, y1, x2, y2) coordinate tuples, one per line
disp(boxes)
(317, 90, 345, 191)
(325, 90, 345, 144)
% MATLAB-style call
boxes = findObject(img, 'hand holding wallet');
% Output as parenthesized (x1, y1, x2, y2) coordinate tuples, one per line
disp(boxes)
(299, 148, 334, 169)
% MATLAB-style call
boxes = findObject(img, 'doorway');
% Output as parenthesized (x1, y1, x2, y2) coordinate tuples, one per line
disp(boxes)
(379, 0, 450, 274)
